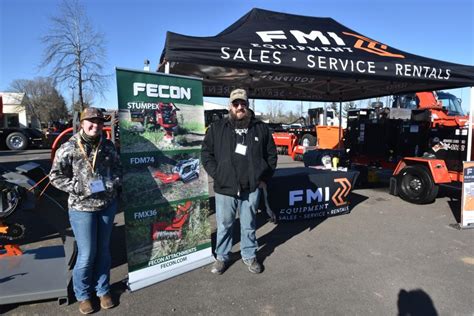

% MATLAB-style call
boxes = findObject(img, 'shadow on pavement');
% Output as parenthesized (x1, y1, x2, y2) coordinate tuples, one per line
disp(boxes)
(438, 187, 462, 224)
(210, 191, 368, 271)
(397, 288, 438, 316)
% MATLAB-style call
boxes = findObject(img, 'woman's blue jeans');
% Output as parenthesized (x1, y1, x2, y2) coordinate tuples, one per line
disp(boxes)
(215, 189, 261, 262)
(69, 200, 117, 301)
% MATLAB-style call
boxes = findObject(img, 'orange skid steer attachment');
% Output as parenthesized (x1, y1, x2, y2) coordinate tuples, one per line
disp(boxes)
(152, 170, 180, 184)
(151, 201, 193, 240)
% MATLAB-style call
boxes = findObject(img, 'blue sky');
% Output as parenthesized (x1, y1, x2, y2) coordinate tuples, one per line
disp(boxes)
(1, 0, 473, 114)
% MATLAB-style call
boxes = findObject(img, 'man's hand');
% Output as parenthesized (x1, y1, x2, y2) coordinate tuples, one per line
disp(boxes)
(260, 182, 276, 223)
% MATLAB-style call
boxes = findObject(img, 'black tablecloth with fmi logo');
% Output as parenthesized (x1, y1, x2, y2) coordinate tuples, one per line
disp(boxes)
(266, 167, 359, 221)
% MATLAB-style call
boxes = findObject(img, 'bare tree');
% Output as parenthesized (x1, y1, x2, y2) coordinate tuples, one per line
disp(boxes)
(10, 77, 68, 124)
(40, 0, 109, 112)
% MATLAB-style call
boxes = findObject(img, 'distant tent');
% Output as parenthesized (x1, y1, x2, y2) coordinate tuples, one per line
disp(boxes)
(160, 8, 474, 102)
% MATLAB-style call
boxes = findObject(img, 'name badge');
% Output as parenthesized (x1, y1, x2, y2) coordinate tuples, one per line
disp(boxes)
(89, 178, 105, 193)
(235, 143, 247, 156)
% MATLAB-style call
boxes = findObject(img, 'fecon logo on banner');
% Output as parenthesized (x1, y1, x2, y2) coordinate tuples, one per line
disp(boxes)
(133, 82, 192, 100)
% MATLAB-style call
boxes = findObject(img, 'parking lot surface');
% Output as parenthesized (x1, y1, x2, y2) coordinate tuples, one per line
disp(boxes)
(1, 152, 473, 315)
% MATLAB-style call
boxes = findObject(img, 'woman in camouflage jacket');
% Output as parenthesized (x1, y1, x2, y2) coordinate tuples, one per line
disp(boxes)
(50, 107, 121, 314)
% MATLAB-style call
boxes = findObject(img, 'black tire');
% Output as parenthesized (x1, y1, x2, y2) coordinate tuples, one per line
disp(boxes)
(301, 134, 317, 147)
(397, 165, 439, 204)
(6, 132, 28, 150)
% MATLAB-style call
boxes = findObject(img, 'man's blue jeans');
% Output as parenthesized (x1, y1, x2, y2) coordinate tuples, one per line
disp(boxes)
(215, 189, 260, 262)
(69, 200, 117, 301)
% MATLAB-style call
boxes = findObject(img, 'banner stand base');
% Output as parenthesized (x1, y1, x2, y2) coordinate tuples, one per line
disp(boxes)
(127, 255, 214, 292)
(450, 223, 474, 230)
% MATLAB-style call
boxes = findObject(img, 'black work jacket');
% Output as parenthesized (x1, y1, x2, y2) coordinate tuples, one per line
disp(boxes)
(201, 118, 278, 196)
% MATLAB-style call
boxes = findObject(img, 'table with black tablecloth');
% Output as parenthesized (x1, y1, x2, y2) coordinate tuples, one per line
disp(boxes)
(266, 167, 359, 221)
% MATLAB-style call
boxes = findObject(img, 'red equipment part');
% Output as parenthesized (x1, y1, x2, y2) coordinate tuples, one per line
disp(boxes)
(393, 157, 452, 183)
(155, 103, 179, 141)
(0, 244, 23, 258)
(151, 201, 193, 240)
(272, 132, 298, 156)
(155, 103, 178, 129)
(153, 170, 180, 184)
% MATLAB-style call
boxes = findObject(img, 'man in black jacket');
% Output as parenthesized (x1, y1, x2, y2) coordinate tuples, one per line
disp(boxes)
(201, 88, 277, 274)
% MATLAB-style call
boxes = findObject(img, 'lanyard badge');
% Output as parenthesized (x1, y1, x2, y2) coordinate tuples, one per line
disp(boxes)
(235, 143, 247, 155)
(78, 137, 105, 193)
(89, 175, 105, 193)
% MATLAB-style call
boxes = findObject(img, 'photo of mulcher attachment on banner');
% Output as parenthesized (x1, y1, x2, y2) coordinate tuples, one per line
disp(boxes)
(119, 103, 205, 153)
(121, 151, 209, 209)
(125, 199, 211, 271)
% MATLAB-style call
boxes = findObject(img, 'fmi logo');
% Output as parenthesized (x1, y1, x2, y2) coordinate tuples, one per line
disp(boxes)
(255, 29, 404, 59)
(289, 187, 330, 206)
(288, 178, 352, 207)
(256, 30, 346, 46)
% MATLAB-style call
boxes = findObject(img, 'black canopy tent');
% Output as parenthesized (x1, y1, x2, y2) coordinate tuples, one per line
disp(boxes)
(159, 8, 474, 102)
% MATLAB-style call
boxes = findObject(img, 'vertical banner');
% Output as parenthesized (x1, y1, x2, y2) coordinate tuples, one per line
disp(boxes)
(116, 68, 213, 291)
(461, 161, 474, 228)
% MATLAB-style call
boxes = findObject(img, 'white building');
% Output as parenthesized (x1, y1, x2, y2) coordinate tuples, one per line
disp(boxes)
(0, 92, 40, 129)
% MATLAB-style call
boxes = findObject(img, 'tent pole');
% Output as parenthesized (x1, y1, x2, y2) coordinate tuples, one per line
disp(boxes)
(467, 86, 473, 162)
(323, 103, 327, 125)
(338, 101, 342, 149)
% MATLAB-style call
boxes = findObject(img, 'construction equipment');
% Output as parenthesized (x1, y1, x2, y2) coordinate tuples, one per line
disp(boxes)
(344, 90, 469, 204)
(204, 109, 228, 128)
(155, 102, 180, 140)
(272, 107, 342, 160)
(0, 95, 45, 150)
(0, 173, 28, 257)
(151, 201, 193, 240)
(151, 158, 200, 184)
(0, 162, 75, 305)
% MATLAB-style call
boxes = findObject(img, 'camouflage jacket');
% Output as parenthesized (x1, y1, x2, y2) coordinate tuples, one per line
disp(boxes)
(50, 132, 122, 211)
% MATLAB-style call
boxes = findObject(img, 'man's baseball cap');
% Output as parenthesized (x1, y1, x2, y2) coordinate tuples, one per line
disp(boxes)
(80, 107, 105, 122)
(229, 89, 248, 103)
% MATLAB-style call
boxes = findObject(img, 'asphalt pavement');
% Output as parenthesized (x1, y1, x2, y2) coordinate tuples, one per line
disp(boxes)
(1, 151, 473, 315)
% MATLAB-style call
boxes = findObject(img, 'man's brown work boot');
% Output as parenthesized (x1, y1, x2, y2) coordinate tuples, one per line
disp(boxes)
(79, 299, 94, 314)
(99, 293, 115, 309)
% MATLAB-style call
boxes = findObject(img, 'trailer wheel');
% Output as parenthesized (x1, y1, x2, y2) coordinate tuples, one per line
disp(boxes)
(301, 134, 317, 147)
(397, 165, 438, 204)
(6, 132, 28, 150)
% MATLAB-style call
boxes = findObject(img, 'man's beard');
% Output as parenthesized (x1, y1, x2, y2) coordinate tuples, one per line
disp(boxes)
(229, 110, 251, 128)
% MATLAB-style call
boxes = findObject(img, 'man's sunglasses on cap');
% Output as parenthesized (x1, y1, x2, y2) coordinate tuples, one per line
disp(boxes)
(232, 100, 248, 107)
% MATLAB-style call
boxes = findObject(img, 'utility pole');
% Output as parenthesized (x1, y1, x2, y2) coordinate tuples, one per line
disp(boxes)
(144, 59, 150, 71)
